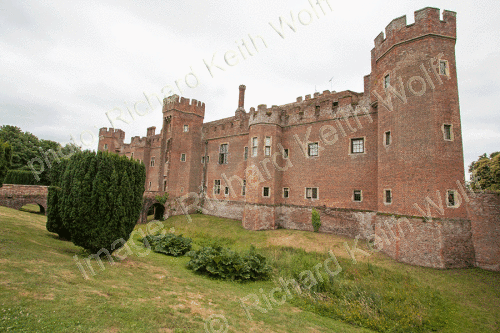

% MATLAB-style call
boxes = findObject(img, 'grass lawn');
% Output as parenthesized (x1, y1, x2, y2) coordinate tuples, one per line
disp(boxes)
(0, 205, 499, 332)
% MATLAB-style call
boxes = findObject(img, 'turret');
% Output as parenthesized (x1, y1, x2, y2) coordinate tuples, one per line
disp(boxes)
(160, 95, 205, 197)
(98, 127, 125, 153)
(370, 7, 465, 219)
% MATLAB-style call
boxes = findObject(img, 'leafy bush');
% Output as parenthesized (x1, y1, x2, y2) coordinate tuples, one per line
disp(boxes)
(48, 151, 146, 253)
(186, 245, 271, 281)
(143, 233, 192, 257)
(312, 208, 321, 232)
(0, 140, 12, 188)
(3, 170, 38, 185)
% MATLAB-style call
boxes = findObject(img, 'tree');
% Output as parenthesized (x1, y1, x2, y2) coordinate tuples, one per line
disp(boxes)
(469, 151, 500, 192)
(0, 125, 81, 185)
(0, 140, 13, 187)
(48, 151, 146, 253)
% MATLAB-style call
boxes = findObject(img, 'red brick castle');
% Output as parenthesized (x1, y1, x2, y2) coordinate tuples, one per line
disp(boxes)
(98, 8, 500, 271)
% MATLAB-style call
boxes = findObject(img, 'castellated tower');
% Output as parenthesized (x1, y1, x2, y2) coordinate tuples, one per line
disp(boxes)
(369, 7, 466, 219)
(161, 95, 205, 198)
(98, 128, 125, 153)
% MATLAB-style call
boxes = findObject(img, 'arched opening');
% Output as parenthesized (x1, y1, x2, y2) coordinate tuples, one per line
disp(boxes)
(147, 203, 166, 221)
(20, 203, 45, 215)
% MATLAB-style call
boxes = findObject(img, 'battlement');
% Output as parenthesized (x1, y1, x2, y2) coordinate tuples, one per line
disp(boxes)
(247, 90, 364, 127)
(373, 7, 456, 62)
(163, 94, 205, 117)
(99, 127, 125, 140)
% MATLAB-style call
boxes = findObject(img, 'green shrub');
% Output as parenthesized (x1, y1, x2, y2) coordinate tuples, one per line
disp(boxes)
(312, 208, 321, 232)
(186, 245, 271, 281)
(143, 233, 192, 257)
(49, 151, 145, 253)
(46, 186, 71, 240)
(3, 170, 38, 185)
(0, 140, 12, 188)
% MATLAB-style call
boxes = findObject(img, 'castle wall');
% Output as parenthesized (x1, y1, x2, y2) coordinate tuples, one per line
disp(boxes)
(467, 192, 500, 271)
(373, 215, 474, 269)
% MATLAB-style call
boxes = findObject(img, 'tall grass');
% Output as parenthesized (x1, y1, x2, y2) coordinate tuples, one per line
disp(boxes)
(262, 246, 449, 332)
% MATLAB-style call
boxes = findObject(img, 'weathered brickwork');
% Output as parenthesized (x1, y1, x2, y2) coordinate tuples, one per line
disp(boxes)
(96, 8, 500, 271)
(0, 184, 48, 214)
(467, 193, 500, 271)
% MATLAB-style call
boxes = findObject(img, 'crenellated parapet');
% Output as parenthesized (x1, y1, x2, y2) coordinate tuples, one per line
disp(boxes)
(163, 94, 205, 117)
(99, 127, 125, 140)
(248, 104, 284, 127)
(372, 7, 456, 62)
(247, 90, 365, 128)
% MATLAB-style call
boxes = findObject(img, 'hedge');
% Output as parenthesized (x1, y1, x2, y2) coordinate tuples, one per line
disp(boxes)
(3, 170, 38, 185)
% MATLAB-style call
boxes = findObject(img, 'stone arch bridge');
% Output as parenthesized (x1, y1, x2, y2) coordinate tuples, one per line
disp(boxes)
(0, 184, 48, 214)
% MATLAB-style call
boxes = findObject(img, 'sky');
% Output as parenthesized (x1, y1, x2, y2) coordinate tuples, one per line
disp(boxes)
(1, 0, 499, 178)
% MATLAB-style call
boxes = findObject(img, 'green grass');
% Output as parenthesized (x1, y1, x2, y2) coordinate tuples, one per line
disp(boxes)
(0, 206, 499, 332)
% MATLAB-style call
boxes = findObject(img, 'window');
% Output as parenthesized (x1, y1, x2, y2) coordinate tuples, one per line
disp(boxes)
(283, 148, 289, 159)
(219, 144, 228, 164)
(242, 180, 246, 196)
(351, 138, 365, 154)
(181, 153, 186, 162)
(265, 137, 271, 156)
(385, 131, 391, 146)
(353, 190, 362, 202)
(148, 182, 152, 190)
(163, 180, 167, 191)
(252, 137, 258, 157)
(214, 180, 221, 195)
(183, 125, 189, 132)
(385, 190, 392, 204)
(103, 144, 108, 151)
(206, 156, 210, 163)
(263, 187, 270, 197)
(201, 156, 205, 164)
(332, 101, 339, 108)
(244, 147, 248, 160)
(150, 157, 155, 167)
(439, 60, 449, 75)
(305, 187, 318, 199)
(283, 187, 289, 198)
(315, 105, 320, 116)
(447, 190, 457, 207)
(443, 124, 452, 141)
(308, 142, 319, 157)
(384, 74, 390, 89)
(224, 186, 229, 195)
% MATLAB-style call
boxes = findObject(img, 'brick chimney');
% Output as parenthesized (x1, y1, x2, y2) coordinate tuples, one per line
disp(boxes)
(238, 85, 246, 109)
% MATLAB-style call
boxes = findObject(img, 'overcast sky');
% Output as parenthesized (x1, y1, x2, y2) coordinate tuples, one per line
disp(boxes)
(1, 0, 499, 177)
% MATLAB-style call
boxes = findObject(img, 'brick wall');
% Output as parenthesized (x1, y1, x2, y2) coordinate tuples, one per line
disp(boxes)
(373, 215, 474, 269)
(467, 192, 500, 271)
(0, 184, 48, 213)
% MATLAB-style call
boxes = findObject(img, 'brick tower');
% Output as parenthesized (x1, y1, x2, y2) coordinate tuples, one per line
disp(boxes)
(369, 7, 466, 219)
(161, 95, 205, 197)
(98, 128, 125, 153)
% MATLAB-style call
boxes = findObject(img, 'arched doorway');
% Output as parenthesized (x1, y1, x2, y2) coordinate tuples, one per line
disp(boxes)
(147, 203, 166, 221)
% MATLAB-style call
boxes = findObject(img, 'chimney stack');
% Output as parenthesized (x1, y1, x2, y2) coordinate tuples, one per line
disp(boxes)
(238, 85, 246, 109)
